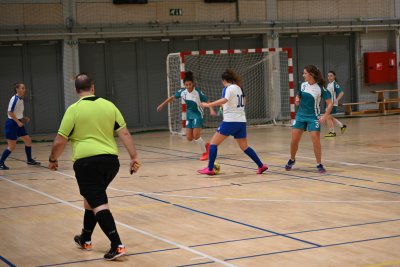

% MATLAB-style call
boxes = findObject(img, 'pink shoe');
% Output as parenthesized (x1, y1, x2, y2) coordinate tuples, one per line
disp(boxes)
(199, 143, 210, 161)
(257, 164, 268, 174)
(197, 167, 215, 175)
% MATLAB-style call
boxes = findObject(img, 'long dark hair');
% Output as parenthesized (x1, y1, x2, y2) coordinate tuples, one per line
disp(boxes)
(304, 65, 325, 88)
(328, 70, 338, 83)
(221, 69, 244, 95)
(183, 71, 194, 83)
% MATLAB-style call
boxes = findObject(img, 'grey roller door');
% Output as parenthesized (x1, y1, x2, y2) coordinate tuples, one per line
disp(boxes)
(109, 41, 140, 127)
(28, 43, 63, 134)
(297, 36, 324, 87)
(0, 46, 24, 137)
(0, 42, 63, 136)
(79, 43, 108, 98)
(142, 40, 169, 127)
(324, 36, 353, 109)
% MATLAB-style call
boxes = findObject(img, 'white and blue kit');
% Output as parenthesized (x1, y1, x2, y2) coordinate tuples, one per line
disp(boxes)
(293, 82, 331, 132)
(326, 81, 342, 114)
(5, 95, 28, 140)
(175, 87, 207, 128)
(217, 84, 247, 138)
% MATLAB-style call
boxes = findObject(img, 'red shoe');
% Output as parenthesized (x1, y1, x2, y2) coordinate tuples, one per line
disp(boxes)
(257, 164, 268, 174)
(197, 167, 215, 175)
(199, 143, 210, 161)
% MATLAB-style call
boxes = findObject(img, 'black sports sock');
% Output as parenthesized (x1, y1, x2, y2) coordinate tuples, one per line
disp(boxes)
(81, 209, 97, 242)
(95, 209, 122, 249)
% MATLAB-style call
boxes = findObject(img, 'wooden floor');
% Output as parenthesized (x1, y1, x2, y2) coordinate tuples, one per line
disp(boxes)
(1, 115, 400, 267)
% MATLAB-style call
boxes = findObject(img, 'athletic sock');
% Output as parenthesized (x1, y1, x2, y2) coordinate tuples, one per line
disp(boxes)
(0, 149, 11, 164)
(95, 209, 122, 249)
(334, 119, 343, 128)
(81, 209, 97, 242)
(244, 147, 263, 168)
(25, 146, 32, 162)
(195, 137, 206, 153)
(329, 128, 335, 133)
(207, 144, 218, 171)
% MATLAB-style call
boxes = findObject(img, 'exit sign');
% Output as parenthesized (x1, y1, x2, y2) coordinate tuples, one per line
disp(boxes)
(170, 9, 183, 16)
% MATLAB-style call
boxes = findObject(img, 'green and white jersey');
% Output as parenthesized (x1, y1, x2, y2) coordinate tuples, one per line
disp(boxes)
(175, 87, 207, 120)
(297, 82, 331, 120)
(326, 81, 343, 107)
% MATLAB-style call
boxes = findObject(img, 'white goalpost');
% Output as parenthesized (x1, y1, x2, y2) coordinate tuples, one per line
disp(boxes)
(166, 48, 295, 134)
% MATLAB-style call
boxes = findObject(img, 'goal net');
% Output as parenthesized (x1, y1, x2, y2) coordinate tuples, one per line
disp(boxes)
(166, 48, 295, 134)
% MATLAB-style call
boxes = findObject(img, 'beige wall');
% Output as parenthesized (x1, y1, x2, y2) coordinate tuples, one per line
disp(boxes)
(0, 3, 64, 26)
(0, 0, 396, 27)
(76, 1, 236, 25)
(278, 0, 395, 21)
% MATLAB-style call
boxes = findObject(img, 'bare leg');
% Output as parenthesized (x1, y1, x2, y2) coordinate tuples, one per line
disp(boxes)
(310, 131, 322, 164)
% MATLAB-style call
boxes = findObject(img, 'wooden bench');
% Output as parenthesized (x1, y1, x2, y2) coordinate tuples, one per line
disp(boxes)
(372, 89, 400, 114)
(341, 102, 380, 115)
(341, 89, 400, 115)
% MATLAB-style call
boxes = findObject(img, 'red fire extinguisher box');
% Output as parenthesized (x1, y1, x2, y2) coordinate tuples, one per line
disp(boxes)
(364, 52, 397, 84)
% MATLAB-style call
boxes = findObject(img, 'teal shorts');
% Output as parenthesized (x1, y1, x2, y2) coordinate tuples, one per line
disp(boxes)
(292, 117, 320, 132)
(186, 118, 203, 129)
(330, 106, 338, 115)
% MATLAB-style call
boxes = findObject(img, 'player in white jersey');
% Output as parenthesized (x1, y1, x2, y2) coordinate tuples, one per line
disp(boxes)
(285, 65, 333, 173)
(157, 71, 216, 160)
(0, 83, 40, 170)
(198, 69, 268, 175)
(324, 71, 347, 137)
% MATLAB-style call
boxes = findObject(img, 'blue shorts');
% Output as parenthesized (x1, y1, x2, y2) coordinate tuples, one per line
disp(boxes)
(4, 119, 28, 140)
(186, 118, 203, 129)
(217, 122, 247, 139)
(292, 117, 320, 132)
(330, 106, 338, 115)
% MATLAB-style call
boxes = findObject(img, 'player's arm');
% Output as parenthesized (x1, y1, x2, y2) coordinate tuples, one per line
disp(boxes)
(319, 99, 333, 124)
(202, 98, 228, 108)
(48, 134, 68, 171)
(157, 96, 175, 112)
(117, 127, 140, 174)
(7, 111, 23, 127)
(336, 91, 344, 103)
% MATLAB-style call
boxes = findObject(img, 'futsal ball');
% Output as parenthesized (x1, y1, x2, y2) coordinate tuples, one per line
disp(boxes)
(213, 162, 220, 175)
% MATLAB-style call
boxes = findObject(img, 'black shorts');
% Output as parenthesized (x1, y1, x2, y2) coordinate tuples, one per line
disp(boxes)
(73, 154, 120, 209)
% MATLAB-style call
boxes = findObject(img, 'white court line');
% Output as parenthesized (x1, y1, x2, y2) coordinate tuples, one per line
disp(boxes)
(0, 174, 236, 267)
(109, 187, 400, 204)
(268, 152, 400, 171)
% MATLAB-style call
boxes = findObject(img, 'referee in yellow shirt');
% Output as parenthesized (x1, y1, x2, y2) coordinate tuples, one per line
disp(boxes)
(48, 73, 140, 261)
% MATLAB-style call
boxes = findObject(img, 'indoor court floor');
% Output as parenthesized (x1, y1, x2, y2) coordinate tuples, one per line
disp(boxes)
(1, 115, 400, 267)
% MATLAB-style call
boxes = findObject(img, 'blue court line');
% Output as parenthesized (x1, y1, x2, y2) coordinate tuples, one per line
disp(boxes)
(0, 256, 16, 267)
(286, 217, 400, 235)
(36, 247, 179, 267)
(140, 144, 399, 188)
(224, 234, 400, 261)
(348, 184, 400, 195)
(176, 261, 215, 267)
(137, 145, 400, 196)
(190, 234, 274, 248)
(188, 217, 400, 249)
(0, 201, 61, 210)
(139, 194, 322, 248)
(378, 181, 400, 187)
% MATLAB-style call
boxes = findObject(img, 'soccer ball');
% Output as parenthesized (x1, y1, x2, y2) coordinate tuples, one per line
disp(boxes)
(213, 162, 220, 175)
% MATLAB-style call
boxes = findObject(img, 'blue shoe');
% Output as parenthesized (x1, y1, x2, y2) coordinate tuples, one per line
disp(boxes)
(317, 164, 326, 173)
(285, 159, 295, 170)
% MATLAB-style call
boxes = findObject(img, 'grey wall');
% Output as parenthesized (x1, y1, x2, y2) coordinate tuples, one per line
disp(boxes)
(0, 41, 63, 136)
(280, 34, 354, 112)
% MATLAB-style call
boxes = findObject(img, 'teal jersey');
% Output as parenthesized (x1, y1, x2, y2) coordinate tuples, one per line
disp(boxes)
(297, 82, 331, 119)
(326, 81, 343, 107)
(175, 87, 207, 120)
